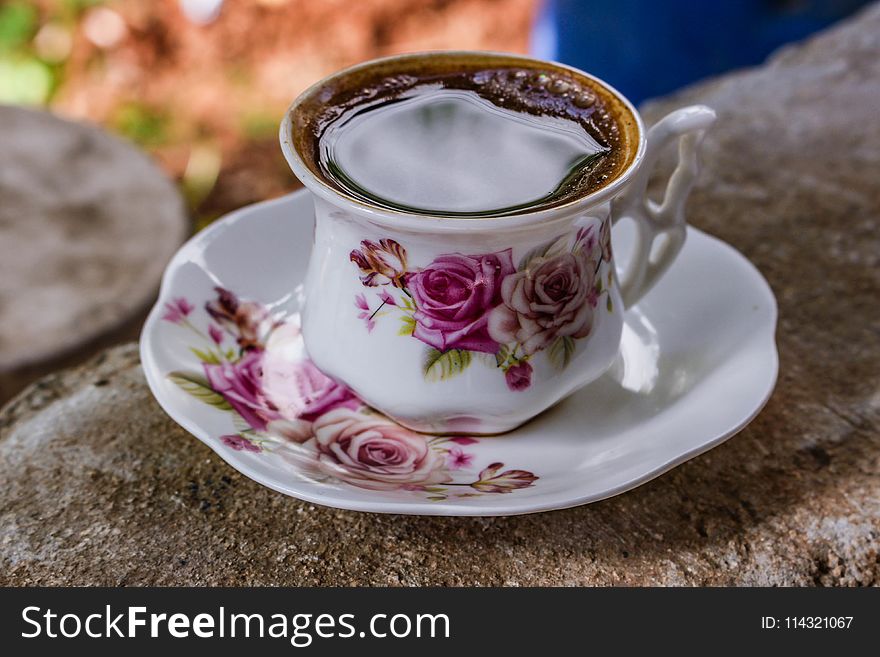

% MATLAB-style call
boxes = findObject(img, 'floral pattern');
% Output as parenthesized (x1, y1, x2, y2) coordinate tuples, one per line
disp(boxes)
(350, 221, 614, 391)
(162, 287, 538, 500)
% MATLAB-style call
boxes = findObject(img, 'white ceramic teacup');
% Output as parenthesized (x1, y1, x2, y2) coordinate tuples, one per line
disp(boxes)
(281, 52, 715, 435)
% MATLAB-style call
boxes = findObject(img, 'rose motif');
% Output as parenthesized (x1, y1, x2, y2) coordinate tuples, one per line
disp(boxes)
(407, 250, 515, 353)
(167, 285, 546, 498)
(504, 361, 533, 391)
(208, 324, 224, 345)
(488, 245, 598, 355)
(206, 287, 276, 351)
(203, 351, 280, 432)
(220, 434, 261, 452)
(162, 297, 194, 324)
(350, 239, 408, 287)
(204, 324, 359, 434)
(471, 462, 538, 493)
(575, 224, 597, 254)
(262, 324, 360, 423)
(305, 408, 451, 491)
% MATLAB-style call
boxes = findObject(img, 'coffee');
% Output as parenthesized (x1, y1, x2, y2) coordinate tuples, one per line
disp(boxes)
(290, 55, 638, 217)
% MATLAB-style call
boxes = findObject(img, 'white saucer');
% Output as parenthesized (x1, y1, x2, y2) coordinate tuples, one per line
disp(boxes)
(140, 190, 778, 516)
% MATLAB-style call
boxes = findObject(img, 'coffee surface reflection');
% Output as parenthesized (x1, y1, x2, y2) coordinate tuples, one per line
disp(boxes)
(315, 68, 625, 217)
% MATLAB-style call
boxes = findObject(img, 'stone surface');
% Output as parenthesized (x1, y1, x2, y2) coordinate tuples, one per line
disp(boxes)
(2, 7, 879, 585)
(0, 106, 188, 403)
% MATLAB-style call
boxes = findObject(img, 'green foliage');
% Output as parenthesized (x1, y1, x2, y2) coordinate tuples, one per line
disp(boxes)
(547, 336, 576, 370)
(114, 103, 170, 146)
(0, 3, 38, 52)
(167, 371, 233, 411)
(189, 347, 222, 365)
(423, 348, 472, 382)
(398, 314, 416, 336)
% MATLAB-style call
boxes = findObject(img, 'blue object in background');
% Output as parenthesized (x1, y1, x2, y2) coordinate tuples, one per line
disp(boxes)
(532, 0, 871, 104)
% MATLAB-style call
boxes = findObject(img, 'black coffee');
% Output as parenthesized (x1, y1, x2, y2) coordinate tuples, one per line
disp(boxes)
(302, 63, 631, 217)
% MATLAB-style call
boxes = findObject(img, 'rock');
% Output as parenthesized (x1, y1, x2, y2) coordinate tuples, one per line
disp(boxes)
(2, 7, 879, 585)
(0, 106, 188, 403)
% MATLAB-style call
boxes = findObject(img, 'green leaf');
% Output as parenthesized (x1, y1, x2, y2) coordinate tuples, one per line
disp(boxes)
(607, 295, 613, 313)
(190, 346, 221, 365)
(547, 336, 576, 370)
(225, 348, 237, 360)
(423, 348, 472, 382)
(167, 371, 233, 411)
(495, 343, 510, 368)
(398, 314, 416, 336)
(0, 3, 38, 51)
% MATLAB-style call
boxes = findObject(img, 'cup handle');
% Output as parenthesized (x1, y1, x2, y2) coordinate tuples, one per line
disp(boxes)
(611, 105, 716, 308)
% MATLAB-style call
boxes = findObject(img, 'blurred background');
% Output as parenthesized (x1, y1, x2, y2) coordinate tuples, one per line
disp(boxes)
(1, 0, 870, 227)
(0, 0, 872, 402)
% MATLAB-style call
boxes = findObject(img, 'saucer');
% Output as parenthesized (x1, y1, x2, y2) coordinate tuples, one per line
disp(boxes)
(140, 190, 778, 516)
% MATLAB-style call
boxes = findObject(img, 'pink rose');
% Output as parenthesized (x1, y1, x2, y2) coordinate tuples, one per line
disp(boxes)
(262, 326, 360, 422)
(306, 408, 451, 491)
(504, 361, 533, 391)
(205, 323, 360, 434)
(204, 351, 280, 431)
(263, 353, 363, 444)
(488, 245, 597, 355)
(406, 250, 515, 353)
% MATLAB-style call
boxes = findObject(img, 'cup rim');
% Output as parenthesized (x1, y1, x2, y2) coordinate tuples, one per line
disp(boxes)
(279, 50, 647, 232)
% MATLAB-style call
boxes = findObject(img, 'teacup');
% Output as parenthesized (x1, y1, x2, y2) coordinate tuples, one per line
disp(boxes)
(280, 51, 715, 435)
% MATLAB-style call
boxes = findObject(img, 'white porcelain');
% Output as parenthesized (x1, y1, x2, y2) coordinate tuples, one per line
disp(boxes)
(280, 52, 717, 434)
(140, 190, 778, 516)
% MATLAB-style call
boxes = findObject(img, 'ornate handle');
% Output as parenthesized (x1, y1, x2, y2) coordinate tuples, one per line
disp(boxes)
(612, 105, 716, 308)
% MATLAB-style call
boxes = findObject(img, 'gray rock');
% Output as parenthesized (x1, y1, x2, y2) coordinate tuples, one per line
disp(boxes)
(1, 6, 879, 585)
(0, 106, 188, 403)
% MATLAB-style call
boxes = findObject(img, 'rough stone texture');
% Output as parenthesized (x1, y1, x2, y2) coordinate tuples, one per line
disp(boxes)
(2, 7, 879, 586)
(0, 106, 189, 403)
